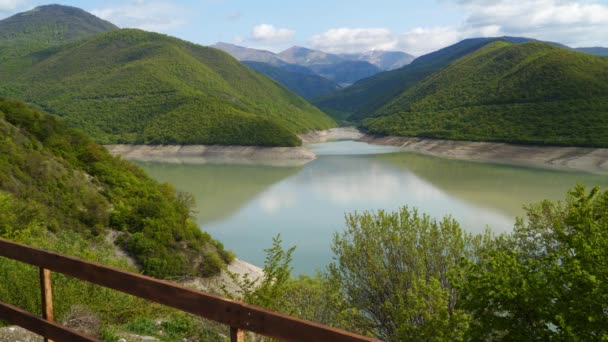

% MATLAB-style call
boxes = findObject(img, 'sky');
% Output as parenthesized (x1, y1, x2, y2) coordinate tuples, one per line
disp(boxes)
(1, 0, 607, 56)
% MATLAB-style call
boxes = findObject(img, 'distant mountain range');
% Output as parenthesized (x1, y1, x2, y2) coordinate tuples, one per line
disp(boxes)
(0, 5, 335, 146)
(339, 50, 416, 71)
(575, 47, 608, 57)
(211, 42, 415, 98)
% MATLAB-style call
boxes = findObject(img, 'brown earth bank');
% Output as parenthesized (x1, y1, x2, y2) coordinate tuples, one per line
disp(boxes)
(359, 134, 608, 175)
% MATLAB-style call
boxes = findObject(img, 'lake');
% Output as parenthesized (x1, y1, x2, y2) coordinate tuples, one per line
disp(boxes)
(138, 141, 608, 274)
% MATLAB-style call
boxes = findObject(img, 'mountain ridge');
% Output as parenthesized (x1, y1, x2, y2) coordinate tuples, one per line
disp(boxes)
(0, 5, 336, 146)
(312, 36, 585, 121)
(362, 41, 608, 147)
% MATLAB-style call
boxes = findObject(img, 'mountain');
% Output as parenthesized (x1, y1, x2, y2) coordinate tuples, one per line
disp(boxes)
(1, 24, 335, 146)
(362, 41, 608, 147)
(308, 60, 381, 86)
(278, 46, 344, 66)
(212, 42, 341, 98)
(211, 42, 287, 66)
(576, 47, 608, 57)
(243, 61, 341, 100)
(277, 46, 382, 85)
(0, 98, 232, 278)
(313, 36, 566, 121)
(314, 37, 504, 120)
(339, 50, 416, 70)
(0, 4, 117, 53)
(0, 4, 117, 80)
(213, 42, 411, 88)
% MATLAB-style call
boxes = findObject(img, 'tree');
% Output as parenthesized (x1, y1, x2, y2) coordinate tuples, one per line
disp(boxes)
(223, 234, 295, 312)
(328, 207, 478, 341)
(462, 185, 608, 340)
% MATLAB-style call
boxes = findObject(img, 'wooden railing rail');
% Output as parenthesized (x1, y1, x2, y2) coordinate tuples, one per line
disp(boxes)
(0, 238, 378, 342)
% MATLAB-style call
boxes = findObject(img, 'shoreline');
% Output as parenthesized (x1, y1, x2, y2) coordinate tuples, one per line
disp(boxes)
(104, 144, 316, 167)
(359, 134, 608, 175)
(104, 128, 363, 167)
(105, 128, 608, 174)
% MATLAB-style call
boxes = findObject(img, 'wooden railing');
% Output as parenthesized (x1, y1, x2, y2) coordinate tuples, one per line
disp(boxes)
(0, 238, 378, 342)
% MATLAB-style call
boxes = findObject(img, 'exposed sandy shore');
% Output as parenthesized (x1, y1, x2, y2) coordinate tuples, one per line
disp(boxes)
(105, 128, 608, 174)
(299, 127, 364, 143)
(105, 127, 363, 166)
(105, 144, 315, 167)
(360, 134, 608, 175)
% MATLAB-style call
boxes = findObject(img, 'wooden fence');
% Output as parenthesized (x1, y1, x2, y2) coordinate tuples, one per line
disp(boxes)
(0, 238, 378, 342)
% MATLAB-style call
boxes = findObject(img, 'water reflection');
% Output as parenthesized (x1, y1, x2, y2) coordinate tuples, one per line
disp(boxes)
(377, 152, 608, 218)
(138, 162, 302, 223)
(138, 141, 608, 275)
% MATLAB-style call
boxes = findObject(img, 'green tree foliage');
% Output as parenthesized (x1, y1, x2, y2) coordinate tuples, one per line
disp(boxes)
(0, 4, 117, 84)
(0, 98, 231, 278)
(223, 235, 295, 312)
(0, 191, 165, 332)
(363, 41, 608, 147)
(328, 208, 477, 341)
(462, 185, 608, 340)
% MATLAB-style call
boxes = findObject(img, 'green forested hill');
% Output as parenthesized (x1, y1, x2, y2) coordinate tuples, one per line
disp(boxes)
(0, 4, 117, 51)
(0, 98, 232, 278)
(0, 4, 117, 80)
(0, 5, 335, 146)
(3, 28, 335, 146)
(313, 37, 505, 120)
(313, 37, 574, 121)
(363, 41, 608, 147)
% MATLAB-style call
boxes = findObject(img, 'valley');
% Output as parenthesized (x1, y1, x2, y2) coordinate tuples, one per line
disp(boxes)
(1, 2, 608, 341)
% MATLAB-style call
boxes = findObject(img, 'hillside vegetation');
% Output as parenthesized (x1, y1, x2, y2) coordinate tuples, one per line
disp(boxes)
(0, 98, 233, 278)
(0, 4, 116, 54)
(4, 29, 335, 146)
(0, 6, 335, 147)
(363, 41, 608, 147)
(0, 4, 117, 88)
(313, 37, 504, 120)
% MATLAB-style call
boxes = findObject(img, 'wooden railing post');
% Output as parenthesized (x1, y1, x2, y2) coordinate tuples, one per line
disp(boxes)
(230, 326, 245, 342)
(40, 267, 54, 342)
(1, 239, 377, 342)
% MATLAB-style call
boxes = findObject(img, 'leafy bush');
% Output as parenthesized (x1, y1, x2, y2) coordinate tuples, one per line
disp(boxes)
(0, 98, 230, 278)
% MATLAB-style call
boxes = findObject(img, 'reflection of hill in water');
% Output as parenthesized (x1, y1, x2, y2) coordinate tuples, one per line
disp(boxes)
(377, 152, 608, 218)
(137, 162, 302, 224)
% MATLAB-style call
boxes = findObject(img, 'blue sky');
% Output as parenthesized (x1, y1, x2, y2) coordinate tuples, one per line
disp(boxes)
(1, 0, 608, 55)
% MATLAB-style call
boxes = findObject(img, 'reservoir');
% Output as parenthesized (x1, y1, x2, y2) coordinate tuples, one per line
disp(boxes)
(138, 141, 608, 274)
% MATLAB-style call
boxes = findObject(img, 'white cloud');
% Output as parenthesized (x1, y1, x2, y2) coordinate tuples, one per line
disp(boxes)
(308, 0, 608, 56)
(250, 24, 295, 44)
(309, 28, 396, 53)
(92, 1, 186, 33)
(459, 0, 608, 47)
(0, 0, 26, 12)
(395, 27, 465, 56)
(309, 27, 464, 56)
